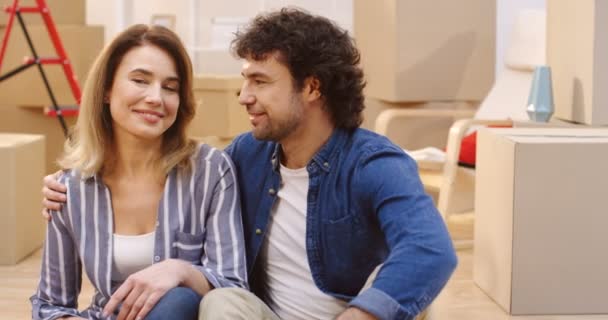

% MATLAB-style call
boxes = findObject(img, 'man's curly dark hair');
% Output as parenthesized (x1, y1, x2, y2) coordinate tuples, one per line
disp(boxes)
(231, 7, 366, 130)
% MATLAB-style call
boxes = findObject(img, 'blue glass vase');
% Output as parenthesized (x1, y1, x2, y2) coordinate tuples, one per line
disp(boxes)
(526, 65, 554, 122)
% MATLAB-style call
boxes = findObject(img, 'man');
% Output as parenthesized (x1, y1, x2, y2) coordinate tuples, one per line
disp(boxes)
(43, 8, 456, 320)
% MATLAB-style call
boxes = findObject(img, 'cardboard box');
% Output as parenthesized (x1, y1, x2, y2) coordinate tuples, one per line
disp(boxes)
(0, 24, 104, 106)
(474, 128, 608, 315)
(548, 0, 608, 125)
(0, 105, 75, 174)
(190, 75, 249, 138)
(191, 136, 233, 150)
(0, 133, 45, 265)
(0, 0, 85, 26)
(195, 49, 242, 75)
(354, 0, 495, 102)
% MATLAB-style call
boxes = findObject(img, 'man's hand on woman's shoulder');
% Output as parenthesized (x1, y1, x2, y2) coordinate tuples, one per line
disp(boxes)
(42, 171, 67, 220)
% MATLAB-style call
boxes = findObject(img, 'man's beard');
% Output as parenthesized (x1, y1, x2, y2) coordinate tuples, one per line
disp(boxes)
(252, 96, 303, 142)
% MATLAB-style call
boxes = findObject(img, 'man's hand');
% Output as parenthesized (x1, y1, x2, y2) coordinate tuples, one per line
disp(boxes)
(42, 171, 66, 220)
(335, 307, 378, 320)
(102, 259, 192, 320)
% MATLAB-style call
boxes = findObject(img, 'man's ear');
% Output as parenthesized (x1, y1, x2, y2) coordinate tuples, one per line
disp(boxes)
(302, 77, 321, 102)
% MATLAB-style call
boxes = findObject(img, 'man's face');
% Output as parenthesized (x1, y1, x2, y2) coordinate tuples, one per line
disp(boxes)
(238, 53, 304, 142)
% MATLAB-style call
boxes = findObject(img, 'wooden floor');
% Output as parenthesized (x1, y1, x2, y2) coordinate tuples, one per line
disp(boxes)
(3, 246, 608, 320)
(426, 249, 608, 320)
(0, 249, 94, 319)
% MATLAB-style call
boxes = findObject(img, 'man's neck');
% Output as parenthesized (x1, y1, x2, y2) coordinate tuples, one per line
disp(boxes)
(279, 117, 334, 169)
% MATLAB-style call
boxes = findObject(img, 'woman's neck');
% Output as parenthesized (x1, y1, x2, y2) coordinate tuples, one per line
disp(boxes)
(104, 134, 164, 182)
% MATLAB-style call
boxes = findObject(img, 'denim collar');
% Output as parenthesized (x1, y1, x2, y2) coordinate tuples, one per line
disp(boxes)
(270, 128, 348, 173)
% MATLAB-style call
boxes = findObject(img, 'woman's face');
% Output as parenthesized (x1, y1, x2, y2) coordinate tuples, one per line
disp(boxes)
(107, 44, 180, 143)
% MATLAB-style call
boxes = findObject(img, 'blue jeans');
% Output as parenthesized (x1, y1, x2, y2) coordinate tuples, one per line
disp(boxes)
(145, 287, 201, 320)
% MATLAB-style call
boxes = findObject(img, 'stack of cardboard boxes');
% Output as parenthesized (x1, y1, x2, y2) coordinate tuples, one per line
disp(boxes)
(547, 0, 608, 126)
(473, 0, 608, 315)
(353, 0, 496, 149)
(0, 134, 45, 265)
(474, 127, 608, 315)
(0, 0, 104, 264)
(190, 74, 247, 147)
(0, 0, 104, 174)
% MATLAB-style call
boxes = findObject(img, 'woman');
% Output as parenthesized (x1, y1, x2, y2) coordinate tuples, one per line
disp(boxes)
(31, 24, 247, 320)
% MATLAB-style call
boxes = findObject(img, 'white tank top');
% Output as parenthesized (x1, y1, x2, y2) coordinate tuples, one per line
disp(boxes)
(111, 231, 155, 281)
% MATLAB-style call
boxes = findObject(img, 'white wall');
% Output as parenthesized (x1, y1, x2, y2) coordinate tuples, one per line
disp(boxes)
(495, 0, 545, 76)
(87, 0, 546, 76)
(85, 0, 118, 44)
(86, 0, 352, 74)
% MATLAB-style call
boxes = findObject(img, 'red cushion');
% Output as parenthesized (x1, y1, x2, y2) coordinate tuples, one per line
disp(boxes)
(458, 131, 477, 167)
(457, 125, 513, 168)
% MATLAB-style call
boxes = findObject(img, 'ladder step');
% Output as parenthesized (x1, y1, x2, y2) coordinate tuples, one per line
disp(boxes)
(23, 57, 64, 65)
(44, 105, 79, 117)
(4, 6, 44, 14)
(1, 0, 82, 138)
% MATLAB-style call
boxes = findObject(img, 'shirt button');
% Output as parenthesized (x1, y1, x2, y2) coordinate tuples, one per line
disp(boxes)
(255, 228, 262, 235)
(268, 188, 276, 195)
(32, 299, 38, 305)
(154, 255, 160, 262)
(324, 162, 330, 168)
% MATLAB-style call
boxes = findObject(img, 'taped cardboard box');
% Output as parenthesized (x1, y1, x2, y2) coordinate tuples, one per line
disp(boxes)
(0, 105, 75, 174)
(547, 0, 608, 125)
(191, 75, 249, 138)
(474, 128, 608, 315)
(0, 133, 45, 265)
(354, 0, 495, 102)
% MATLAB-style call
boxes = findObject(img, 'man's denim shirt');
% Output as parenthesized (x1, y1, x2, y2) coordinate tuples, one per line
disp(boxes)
(225, 128, 457, 320)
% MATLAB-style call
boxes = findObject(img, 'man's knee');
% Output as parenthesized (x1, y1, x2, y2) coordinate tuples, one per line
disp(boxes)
(199, 287, 250, 319)
(201, 287, 247, 305)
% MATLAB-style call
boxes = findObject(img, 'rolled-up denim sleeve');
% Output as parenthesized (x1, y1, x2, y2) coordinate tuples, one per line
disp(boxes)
(348, 145, 458, 320)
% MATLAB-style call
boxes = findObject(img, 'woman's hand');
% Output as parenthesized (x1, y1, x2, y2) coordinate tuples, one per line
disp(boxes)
(102, 259, 200, 320)
(335, 307, 378, 320)
(42, 171, 67, 220)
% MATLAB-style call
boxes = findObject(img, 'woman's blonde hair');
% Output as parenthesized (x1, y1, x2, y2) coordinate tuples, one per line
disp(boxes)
(58, 24, 196, 177)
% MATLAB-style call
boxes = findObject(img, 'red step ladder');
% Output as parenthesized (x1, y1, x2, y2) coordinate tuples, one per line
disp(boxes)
(0, 0, 81, 137)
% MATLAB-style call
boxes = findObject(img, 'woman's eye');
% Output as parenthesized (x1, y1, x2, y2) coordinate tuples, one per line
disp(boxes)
(132, 78, 147, 84)
(163, 83, 179, 92)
